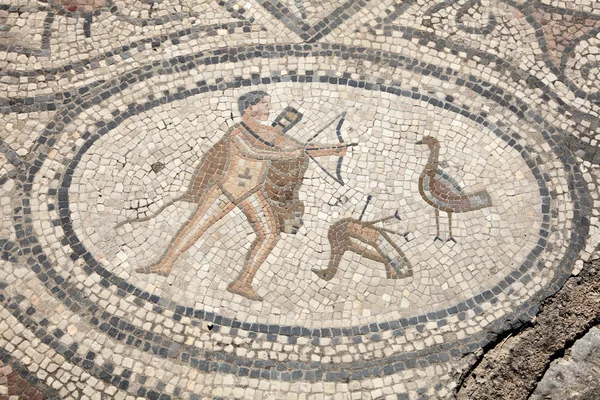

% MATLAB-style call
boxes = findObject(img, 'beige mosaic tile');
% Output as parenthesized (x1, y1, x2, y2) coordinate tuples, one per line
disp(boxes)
(1, 0, 599, 399)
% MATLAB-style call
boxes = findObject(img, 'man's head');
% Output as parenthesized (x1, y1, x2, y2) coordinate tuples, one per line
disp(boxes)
(238, 91, 271, 121)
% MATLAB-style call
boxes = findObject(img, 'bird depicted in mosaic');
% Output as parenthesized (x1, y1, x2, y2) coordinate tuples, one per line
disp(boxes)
(416, 136, 492, 242)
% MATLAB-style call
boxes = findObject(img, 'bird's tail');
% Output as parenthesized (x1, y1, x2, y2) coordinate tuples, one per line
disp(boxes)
(113, 194, 188, 229)
(468, 189, 492, 210)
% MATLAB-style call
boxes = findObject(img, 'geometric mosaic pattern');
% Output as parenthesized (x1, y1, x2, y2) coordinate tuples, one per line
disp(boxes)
(2, 0, 600, 398)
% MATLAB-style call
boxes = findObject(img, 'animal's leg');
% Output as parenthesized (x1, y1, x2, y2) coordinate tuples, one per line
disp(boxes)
(347, 239, 407, 280)
(378, 232, 412, 279)
(447, 212, 456, 243)
(375, 226, 411, 242)
(315, 231, 385, 281)
(136, 187, 234, 276)
(376, 247, 403, 279)
(227, 192, 280, 301)
(347, 241, 386, 263)
(434, 208, 443, 242)
(347, 234, 405, 279)
(313, 250, 346, 281)
(314, 220, 349, 281)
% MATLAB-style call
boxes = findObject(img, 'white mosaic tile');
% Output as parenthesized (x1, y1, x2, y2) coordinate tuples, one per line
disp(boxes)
(1, 0, 599, 398)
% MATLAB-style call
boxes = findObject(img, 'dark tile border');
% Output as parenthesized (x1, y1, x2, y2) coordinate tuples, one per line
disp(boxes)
(0, 6, 53, 57)
(255, 0, 370, 42)
(0, 345, 62, 399)
(8, 43, 591, 381)
(367, 0, 600, 164)
(56, 75, 552, 338)
(0, 278, 545, 384)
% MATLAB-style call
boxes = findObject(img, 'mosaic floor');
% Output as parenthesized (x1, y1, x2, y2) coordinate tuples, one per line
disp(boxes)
(2, 0, 600, 399)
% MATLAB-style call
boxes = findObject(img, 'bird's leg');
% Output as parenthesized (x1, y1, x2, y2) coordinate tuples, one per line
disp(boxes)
(434, 209, 443, 242)
(446, 212, 456, 243)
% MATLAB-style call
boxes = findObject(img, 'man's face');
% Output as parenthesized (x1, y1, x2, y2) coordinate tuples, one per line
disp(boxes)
(246, 96, 271, 121)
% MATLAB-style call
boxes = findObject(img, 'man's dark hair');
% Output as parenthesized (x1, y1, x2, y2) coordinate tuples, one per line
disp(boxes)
(238, 91, 269, 116)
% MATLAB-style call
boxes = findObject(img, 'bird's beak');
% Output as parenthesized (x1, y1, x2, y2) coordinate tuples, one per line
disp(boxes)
(415, 140, 423, 145)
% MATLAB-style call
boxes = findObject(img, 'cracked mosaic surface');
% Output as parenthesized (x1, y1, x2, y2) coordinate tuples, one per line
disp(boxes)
(1, 0, 600, 399)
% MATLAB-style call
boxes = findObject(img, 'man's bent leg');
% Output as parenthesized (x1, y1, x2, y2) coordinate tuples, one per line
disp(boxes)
(227, 192, 279, 301)
(136, 187, 235, 275)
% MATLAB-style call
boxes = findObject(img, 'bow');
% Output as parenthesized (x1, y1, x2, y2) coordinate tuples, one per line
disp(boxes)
(306, 111, 350, 185)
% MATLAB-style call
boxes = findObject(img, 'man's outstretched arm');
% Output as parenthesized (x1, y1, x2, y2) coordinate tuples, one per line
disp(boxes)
(233, 128, 353, 160)
(232, 130, 305, 160)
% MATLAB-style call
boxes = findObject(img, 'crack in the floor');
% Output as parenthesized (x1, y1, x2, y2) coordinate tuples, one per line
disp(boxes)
(456, 260, 600, 400)
(530, 320, 600, 396)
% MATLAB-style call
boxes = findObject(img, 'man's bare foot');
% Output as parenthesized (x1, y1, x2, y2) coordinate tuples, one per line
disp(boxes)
(134, 263, 172, 277)
(226, 280, 263, 301)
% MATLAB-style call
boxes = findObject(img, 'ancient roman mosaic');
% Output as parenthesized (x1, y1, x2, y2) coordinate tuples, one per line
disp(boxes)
(2, 0, 600, 398)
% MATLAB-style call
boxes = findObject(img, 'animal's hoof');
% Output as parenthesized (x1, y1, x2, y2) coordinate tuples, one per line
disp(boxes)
(434, 236, 444, 242)
(312, 269, 334, 281)
(446, 237, 457, 243)
(403, 232, 411, 242)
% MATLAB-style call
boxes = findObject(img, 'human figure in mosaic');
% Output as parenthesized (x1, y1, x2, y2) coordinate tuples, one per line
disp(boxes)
(133, 91, 350, 301)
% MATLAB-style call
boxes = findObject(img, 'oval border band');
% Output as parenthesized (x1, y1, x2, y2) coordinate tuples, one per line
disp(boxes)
(58, 76, 556, 336)
(11, 44, 590, 381)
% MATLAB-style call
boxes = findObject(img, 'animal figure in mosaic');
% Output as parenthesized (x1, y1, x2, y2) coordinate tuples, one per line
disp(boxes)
(313, 196, 412, 281)
(116, 91, 356, 301)
(416, 136, 492, 242)
(313, 211, 412, 281)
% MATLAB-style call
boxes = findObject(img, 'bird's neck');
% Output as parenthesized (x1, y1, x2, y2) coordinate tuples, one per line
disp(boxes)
(425, 145, 439, 174)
